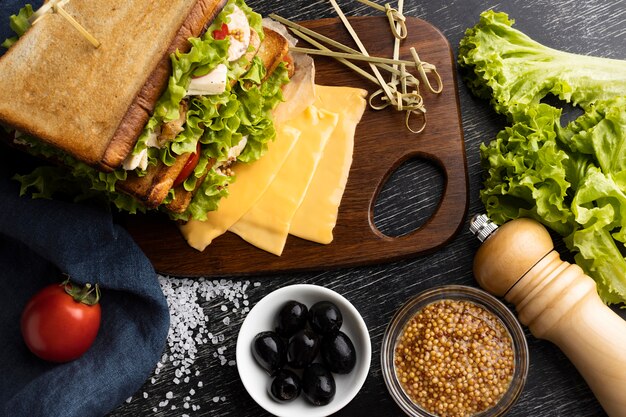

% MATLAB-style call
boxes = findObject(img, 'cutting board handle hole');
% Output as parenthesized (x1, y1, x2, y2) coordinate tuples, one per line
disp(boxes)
(372, 157, 444, 238)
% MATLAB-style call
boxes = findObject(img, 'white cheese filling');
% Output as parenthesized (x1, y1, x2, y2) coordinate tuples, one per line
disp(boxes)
(122, 148, 149, 171)
(186, 64, 228, 97)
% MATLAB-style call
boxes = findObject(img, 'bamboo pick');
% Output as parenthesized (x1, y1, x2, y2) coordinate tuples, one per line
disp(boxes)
(29, 0, 100, 48)
(390, 0, 404, 85)
(271, 8, 438, 133)
(328, 0, 396, 106)
(270, 14, 438, 75)
(287, 28, 379, 85)
(355, 0, 407, 39)
(287, 28, 424, 87)
(289, 46, 423, 67)
(53, 3, 101, 48)
(411, 47, 443, 94)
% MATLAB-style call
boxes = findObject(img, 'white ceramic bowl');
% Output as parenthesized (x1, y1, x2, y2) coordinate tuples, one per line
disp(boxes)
(236, 284, 371, 417)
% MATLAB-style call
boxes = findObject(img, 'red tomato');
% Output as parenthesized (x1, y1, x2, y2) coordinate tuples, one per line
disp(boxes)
(213, 23, 229, 40)
(173, 142, 201, 188)
(21, 280, 101, 363)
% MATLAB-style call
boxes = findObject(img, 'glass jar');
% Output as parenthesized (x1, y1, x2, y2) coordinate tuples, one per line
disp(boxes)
(381, 285, 528, 417)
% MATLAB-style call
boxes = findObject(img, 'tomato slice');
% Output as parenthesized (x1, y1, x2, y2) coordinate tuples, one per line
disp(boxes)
(213, 23, 229, 40)
(173, 142, 202, 188)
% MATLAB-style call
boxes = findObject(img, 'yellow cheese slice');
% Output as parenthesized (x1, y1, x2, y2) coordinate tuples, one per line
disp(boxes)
(229, 105, 340, 255)
(179, 124, 301, 251)
(289, 85, 367, 244)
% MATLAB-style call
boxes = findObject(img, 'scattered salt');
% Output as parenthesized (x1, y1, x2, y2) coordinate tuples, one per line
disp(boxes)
(124, 276, 258, 413)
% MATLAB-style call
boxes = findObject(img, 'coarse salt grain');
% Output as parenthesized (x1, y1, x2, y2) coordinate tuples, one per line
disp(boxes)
(133, 276, 258, 413)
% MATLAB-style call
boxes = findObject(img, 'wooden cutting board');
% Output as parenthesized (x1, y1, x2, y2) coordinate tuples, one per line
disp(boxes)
(122, 16, 468, 277)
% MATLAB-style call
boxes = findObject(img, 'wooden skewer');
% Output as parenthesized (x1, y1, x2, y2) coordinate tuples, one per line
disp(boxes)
(289, 46, 435, 69)
(30, 0, 101, 48)
(53, 3, 101, 48)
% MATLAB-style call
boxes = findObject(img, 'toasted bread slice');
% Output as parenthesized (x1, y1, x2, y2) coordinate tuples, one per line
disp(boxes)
(0, 0, 227, 171)
(165, 27, 289, 215)
(257, 27, 291, 79)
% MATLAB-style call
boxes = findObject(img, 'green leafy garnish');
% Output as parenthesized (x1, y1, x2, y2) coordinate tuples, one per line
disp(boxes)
(1, 4, 33, 49)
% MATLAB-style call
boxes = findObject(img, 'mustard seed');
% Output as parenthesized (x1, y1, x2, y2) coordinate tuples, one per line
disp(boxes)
(394, 299, 514, 417)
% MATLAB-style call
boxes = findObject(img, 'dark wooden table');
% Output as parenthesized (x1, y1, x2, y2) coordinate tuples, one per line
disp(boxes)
(111, 0, 626, 416)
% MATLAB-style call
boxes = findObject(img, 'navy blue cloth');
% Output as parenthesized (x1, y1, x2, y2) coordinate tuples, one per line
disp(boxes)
(0, 175, 170, 417)
(0, 4, 170, 415)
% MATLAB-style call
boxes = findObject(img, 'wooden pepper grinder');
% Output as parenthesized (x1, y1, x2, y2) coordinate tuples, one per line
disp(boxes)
(470, 214, 626, 417)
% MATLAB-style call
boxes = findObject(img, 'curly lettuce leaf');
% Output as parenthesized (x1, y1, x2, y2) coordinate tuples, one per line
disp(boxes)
(14, 163, 146, 215)
(459, 10, 626, 117)
(462, 11, 626, 304)
(169, 168, 235, 222)
(1, 4, 33, 49)
(175, 61, 289, 220)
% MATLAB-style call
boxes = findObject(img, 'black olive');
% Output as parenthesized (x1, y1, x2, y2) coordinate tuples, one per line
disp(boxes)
(321, 331, 357, 374)
(302, 363, 336, 406)
(276, 300, 308, 337)
(268, 369, 301, 403)
(309, 301, 343, 335)
(252, 331, 286, 374)
(287, 329, 320, 369)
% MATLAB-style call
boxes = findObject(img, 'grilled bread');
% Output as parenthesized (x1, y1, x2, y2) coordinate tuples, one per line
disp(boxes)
(0, 0, 227, 170)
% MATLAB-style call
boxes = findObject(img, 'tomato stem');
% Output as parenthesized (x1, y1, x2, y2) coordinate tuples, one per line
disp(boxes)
(61, 276, 101, 306)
